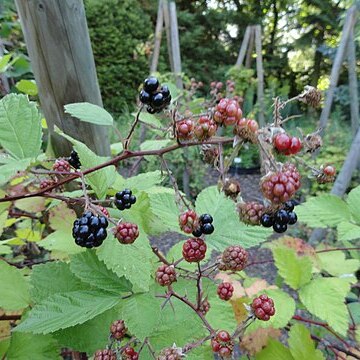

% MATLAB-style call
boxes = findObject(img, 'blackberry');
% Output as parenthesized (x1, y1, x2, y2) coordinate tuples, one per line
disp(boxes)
(274, 209, 289, 225)
(144, 77, 159, 94)
(72, 211, 108, 248)
(273, 222, 287, 233)
(199, 214, 213, 224)
(192, 227, 203, 237)
(68, 150, 81, 169)
(201, 223, 214, 235)
(115, 189, 136, 211)
(151, 92, 165, 109)
(288, 211, 297, 225)
(140, 77, 171, 113)
(161, 85, 170, 100)
(260, 214, 274, 228)
(284, 200, 295, 212)
(139, 89, 151, 104)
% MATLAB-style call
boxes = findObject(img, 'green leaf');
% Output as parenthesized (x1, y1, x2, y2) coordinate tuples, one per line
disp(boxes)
(347, 185, 360, 223)
(7, 332, 61, 360)
(296, 195, 351, 228)
(247, 289, 296, 331)
(190, 346, 215, 360)
(0, 261, 30, 310)
(288, 324, 324, 360)
(0, 210, 8, 237)
(64, 102, 113, 126)
(15, 79, 38, 96)
(299, 278, 351, 336)
(136, 112, 163, 128)
(30, 262, 87, 303)
(97, 234, 152, 292)
(140, 139, 172, 152)
(54, 307, 120, 354)
(113, 171, 164, 192)
(70, 250, 132, 294)
(337, 221, 360, 241)
(348, 302, 360, 325)
(255, 339, 294, 360)
(59, 131, 116, 198)
(15, 290, 120, 334)
(0, 94, 42, 159)
(195, 186, 271, 251)
(0, 157, 32, 186)
(317, 250, 360, 276)
(121, 290, 161, 341)
(273, 248, 312, 290)
(0, 54, 12, 72)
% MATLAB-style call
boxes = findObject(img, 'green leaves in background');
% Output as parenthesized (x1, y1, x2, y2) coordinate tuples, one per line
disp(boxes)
(15, 79, 38, 96)
(60, 131, 116, 198)
(195, 186, 271, 251)
(0, 94, 42, 160)
(317, 250, 359, 277)
(0, 157, 32, 186)
(256, 339, 293, 360)
(299, 278, 350, 336)
(273, 248, 312, 289)
(64, 102, 113, 126)
(347, 186, 360, 223)
(0, 261, 30, 311)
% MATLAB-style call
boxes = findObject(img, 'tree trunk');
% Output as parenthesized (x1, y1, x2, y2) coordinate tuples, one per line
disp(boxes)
(15, 0, 110, 156)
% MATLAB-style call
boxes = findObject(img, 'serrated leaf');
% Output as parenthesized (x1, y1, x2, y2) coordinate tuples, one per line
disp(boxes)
(64, 102, 113, 126)
(121, 290, 161, 341)
(15, 290, 120, 334)
(0, 261, 30, 310)
(7, 332, 61, 360)
(296, 195, 351, 228)
(136, 112, 163, 128)
(299, 278, 350, 336)
(0, 157, 32, 186)
(15, 79, 38, 96)
(97, 234, 152, 292)
(255, 339, 294, 360)
(70, 250, 132, 294)
(288, 324, 324, 360)
(347, 186, 360, 223)
(54, 307, 120, 354)
(337, 221, 360, 241)
(195, 186, 271, 251)
(59, 131, 116, 198)
(317, 250, 360, 276)
(30, 262, 87, 303)
(112, 171, 164, 192)
(247, 289, 296, 331)
(273, 248, 312, 290)
(0, 94, 42, 160)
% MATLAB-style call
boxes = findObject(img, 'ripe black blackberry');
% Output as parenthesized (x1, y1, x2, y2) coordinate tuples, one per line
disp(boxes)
(68, 150, 81, 169)
(192, 213, 214, 236)
(72, 211, 108, 248)
(114, 189, 136, 211)
(139, 77, 171, 113)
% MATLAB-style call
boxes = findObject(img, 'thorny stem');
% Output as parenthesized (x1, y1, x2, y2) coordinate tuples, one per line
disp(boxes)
(182, 334, 213, 354)
(257, 136, 278, 172)
(232, 316, 254, 339)
(196, 263, 203, 309)
(218, 143, 225, 183)
(124, 105, 144, 150)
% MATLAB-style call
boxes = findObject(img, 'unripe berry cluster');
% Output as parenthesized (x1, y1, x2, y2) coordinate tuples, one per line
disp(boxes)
(238, 201, 264, 225)
(317, 165, 336, 184)
(182, 237, 207, 263)
(194, 115, 217, 140)
(94, 349, 116, 360)
(211, 330, 234, 358)
(260, 200, 298, 233)
(157, 347, 183, 360)
(178, 210, 199, 234)
(155, 264, 177, 286)
(40, 178, 56, 189)
(217, 282, 234, 301)
(72, 211, 108, 248)
(140, 77, 171, 113)
(114, 222, 139, 244)
(214, 98, 242, 126)
(122, 347, 139, 360)
(218, 245, 248, 271)
(234, 117, 259, 143)
(53, 159, 71, 173)
(273, 133, 302, 155)
(176, 119, 194, 140)
(199, 298, 211, 315)
(251, 294, 275, 321)
(110, 319, 127, 340)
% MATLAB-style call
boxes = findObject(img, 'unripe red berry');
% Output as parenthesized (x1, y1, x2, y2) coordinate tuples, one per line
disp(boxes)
(218, 245, 248, 271)
(234, 118, 258, 143)
(157, 347, 183, 360)
(251, 294, 275, 321)
(98, 206, 109, 217)
(323, 165, 336, 177)
(211, 330, 234, 357)
(289, 136, 302, 154)
(176, 119, 194, 140)
(238, 201, 264, 225)
(182, 238, 207, 263)
(114, 222, 139, 244)
(94, 349, 116, 360)
(122, 347, 139, 360)
(178, 210, 199, 234)
(53, 159, 71, 173)
(40, 178, 56, 189)
(274, 133, 291, 152)
(199, 298, 211, 315)
(217, 282, 234, 301)
(110, 319, 127, 340)
(155, 264, 177, 286)
(194, 116, 217, 140)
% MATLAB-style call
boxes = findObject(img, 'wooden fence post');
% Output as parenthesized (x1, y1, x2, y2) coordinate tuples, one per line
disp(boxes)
(162, 0, 174, 73)
(318, 5, 357, 133)
(15, 0, 110, 156)
(150, 0, 164, 74)
(245, 27, 255, 69)
(235, 26, 251, 67)
(255, 25, 265, 127)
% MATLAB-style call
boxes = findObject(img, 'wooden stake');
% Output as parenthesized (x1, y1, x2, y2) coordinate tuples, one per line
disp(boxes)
(150, 0, 164, 74)
(255, 25, 265, 126)
(245, 27, 255, 69)
(162, 0, 174, 73)
(15, 0, 110, 156)
(235, 26, 251, 67)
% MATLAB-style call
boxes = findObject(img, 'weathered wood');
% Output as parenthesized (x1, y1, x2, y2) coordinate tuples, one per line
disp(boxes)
(15, 0, 110, 156)
(309, 125, 360, 244)
(0, 40, 11, 95)
(162, 0, 174, 73)
(255, 25, 265, 127)
(168, 1, 183, 89)
(235, 26, 251, 67)
(319, 5, 357, 133)
(150, 0, 164, 74)
(347, 26, 359, 136)
(245, 27, 255, 69)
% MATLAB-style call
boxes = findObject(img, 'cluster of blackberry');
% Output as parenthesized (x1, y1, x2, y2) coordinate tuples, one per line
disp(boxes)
(139, 77, 171, 113)
(260, 200, 298, 233)
(72, 211, 108, 248)
(68, 150, 81, 169)
(192, 213, 214, 236)
(114, 189, 136, 211)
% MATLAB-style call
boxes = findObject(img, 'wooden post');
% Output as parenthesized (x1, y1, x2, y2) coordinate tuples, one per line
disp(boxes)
(15, 0, 110, 156)
(162, 0, 174, 73)
(318, 5, 357, 133)
(235, 26, 251, 67)
(245, 27, 255, 69)
(150, 0, 164, 74)
(0, 41, 10, 95)
(255, 25, 265, 126)
(168, 1, 183, 89)
(347, 26, 359, 136)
